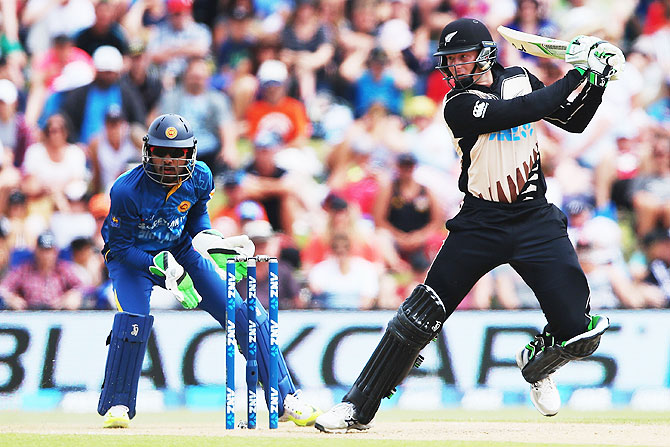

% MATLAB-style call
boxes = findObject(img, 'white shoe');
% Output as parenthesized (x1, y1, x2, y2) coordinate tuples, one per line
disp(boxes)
(103, 405, 130, 428)
(516, 348, 560, 416)
(314, 402, 372, 433)
(278, 390, 322, 426)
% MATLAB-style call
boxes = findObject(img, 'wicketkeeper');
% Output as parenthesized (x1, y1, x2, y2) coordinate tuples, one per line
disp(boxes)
(97, 114, 320, 428)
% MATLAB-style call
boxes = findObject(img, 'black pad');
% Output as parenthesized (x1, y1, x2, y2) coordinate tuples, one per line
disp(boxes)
(522, 315, 609, 383)
(344, 284, 446, 424)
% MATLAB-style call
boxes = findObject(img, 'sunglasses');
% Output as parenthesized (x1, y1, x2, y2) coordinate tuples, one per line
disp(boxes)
(150, 146, 190, 158)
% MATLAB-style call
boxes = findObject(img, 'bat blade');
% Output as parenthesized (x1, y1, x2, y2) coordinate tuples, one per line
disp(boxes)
(497, 25, 568, 60)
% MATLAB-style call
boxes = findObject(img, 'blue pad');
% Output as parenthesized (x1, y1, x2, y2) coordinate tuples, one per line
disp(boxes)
(235, 298, 295, 416)
(98, 312, 154, 419)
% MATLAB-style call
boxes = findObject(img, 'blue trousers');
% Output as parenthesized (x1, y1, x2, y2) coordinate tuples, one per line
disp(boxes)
(105, 237, 296, 414)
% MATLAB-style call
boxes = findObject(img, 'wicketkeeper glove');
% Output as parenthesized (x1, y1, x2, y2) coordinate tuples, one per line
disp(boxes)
(149, 251, 202, 309)
(192, 229, 255, 282)
(586, 41, 625, 87)
(565, 35, 602, 74)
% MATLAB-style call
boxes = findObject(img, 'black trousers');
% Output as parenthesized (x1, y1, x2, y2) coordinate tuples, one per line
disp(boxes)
(425, 195, 590, 341)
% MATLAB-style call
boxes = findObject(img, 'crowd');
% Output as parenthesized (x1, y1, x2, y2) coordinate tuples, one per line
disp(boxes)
(0, 0, 668, 312)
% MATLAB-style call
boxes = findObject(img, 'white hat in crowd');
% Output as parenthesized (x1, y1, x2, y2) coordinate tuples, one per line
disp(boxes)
(53, 61, 95, 92)
(257, 60, 288, 85)
(93, 46, 123, 73)
(243, 219, 275, 242)
(0, 79, 18, 104)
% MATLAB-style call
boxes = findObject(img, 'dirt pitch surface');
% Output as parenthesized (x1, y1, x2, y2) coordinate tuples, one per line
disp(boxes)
(4, 420, 670, 446)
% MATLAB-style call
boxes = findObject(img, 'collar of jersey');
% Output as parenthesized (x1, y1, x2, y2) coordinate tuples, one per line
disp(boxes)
(165, 179, 183, 202)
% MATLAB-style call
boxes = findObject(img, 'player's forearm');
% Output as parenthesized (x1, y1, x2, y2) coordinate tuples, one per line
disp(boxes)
(544, 82, 604, 133)
(449, 69, 585, 136)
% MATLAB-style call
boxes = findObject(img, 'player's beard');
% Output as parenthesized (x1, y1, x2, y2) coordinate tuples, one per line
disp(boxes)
(158, 164, 184, 186)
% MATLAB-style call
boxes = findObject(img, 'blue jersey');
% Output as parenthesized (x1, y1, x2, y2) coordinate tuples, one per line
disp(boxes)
(102, 161, 214, 271)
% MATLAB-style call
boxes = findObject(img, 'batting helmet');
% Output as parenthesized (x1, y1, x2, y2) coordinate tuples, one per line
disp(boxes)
(434, 18, 497, 89)
(142, 114, 197, 186)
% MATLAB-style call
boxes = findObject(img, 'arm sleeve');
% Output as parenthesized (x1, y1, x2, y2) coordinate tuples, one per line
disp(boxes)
(446, 69, 585, 137)
(541, 75, 605, 133)
(185, 168, 215, 237)
(107, 185, 155, 272)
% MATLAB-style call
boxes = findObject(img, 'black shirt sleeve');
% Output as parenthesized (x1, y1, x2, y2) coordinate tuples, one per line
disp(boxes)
(542, 79, 605, 133)
(445, 69, 585, 138)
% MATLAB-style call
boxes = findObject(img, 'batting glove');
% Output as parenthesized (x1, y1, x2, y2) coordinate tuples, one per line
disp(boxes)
(149, 251, 202, 309)
(586, 41, 625, 87)
(192, 229, 255, 282)
(565, 35, 602, 74)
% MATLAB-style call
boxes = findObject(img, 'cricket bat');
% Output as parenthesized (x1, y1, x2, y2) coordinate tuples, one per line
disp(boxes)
(497, 25, 568, 59)
(496, 25, 622, 80)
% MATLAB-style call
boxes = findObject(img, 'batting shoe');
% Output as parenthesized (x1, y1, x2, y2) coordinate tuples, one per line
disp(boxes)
(314, 402, 372, 433)
(279, 390, 322, 426)
(516, 347, 560, 417)
(102, 405, 130, 428)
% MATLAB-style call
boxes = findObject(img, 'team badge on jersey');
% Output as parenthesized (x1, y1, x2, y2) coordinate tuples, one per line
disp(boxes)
(111, 215, 120, 228)
(472, 100, 489, 118)
(165, 127, 178, 139)
(178, 201, 191, 213)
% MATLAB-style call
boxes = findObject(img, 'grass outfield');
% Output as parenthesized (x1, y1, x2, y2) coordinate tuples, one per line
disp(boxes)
(1, 409, 669, 447)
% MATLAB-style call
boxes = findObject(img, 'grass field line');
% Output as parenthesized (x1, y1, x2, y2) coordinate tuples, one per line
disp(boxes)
(1, 409, 669, 447)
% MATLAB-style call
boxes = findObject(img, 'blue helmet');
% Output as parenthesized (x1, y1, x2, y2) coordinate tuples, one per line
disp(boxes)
(142, 114, 197, 186)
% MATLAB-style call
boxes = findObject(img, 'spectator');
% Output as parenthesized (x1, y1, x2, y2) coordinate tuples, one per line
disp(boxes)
(640, 227, 670, 306)
(301, 193, 385, 270)
(308, 231, 380, 310)
(0, 79, 30, 168)
(501, 0, 559, 66)
(22, 113, 89, 213)
(214, 7, 256, 94)
(339, 46, 415, 117)
(61, 45, 145, 144)
(0, 221, 11, 281)
(216, 9, 258, 122)
(240, 131, 300, 236)
(88, 105, 142, 194)
(326, 103, 402, 218)
(4, 189, 47, 256)
(643, 0, 670, 35)
(69, 236, 104, 308)
(575, 221, 647, 309)
(373, 152, 445, 266)
(145, 0, 212, 87)
(121, 0, 167, 42)
(24, 34, 95, 126)
(245, 59, 311, 145)
(74, 0, 130, 56)
(121, 41, 163, 117)
(21, 0, 95, 56)
(280, 0, 335, 102)
(593, 125, 643, 215)
(647, 78, 670, 128)
(630, 131, 670, 236)
(0, 136, 20, 213)
(157, 56, 238, 172)
(0, 0, 27, 90)
(38, 60, 96, 129)
(210, 171, 268, 236)
(0, 231, 83, 310)
(49, 186, 97, 249)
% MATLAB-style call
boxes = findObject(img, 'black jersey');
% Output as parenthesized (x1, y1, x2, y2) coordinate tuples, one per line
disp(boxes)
(443, 64, 603, 203)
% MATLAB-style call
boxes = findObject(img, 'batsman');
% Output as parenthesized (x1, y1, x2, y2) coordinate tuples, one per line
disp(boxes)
(97, 114, 320, 428)
(316, 18, 619, 432)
